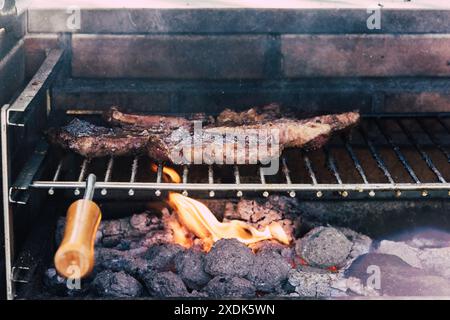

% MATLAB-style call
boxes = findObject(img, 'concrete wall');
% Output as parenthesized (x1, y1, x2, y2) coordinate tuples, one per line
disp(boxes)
(24, 7, 450, 114)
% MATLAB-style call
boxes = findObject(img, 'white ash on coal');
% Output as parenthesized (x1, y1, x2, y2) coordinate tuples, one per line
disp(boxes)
(223, 195, 301, 240)
(345, 253, 450, 296)
(204, 276, 256, 298)
(174, 250, 211, 290)
(46, 200, 450, 299)
(204, 239, 255, 278)
(93, 270, 143, 298)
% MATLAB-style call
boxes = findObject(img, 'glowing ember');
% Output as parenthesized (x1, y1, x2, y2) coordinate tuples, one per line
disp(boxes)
(151, 164, 291, 250)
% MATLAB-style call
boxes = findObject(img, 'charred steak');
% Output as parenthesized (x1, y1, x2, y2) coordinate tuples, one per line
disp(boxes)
(216, 103, 288, 126)
(103, 106, 214, 131)
(47, 118, 150, 158)
(147, 111, 360, 164)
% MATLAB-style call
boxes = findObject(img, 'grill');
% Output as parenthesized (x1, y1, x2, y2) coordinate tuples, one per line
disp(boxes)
(2, 6, 450, 300)
(11, 114, 450, 202)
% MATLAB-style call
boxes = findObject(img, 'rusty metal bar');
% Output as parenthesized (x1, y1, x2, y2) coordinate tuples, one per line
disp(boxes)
(374, 118, 420, 184)
(396, 119, 446, 184)
(359, 126, 395, 185)
(128, 156, 139, 196)
(416, 118, 450, 163)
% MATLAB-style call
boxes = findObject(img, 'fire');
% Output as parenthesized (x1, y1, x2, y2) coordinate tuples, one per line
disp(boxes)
(152, 164, 291, 251)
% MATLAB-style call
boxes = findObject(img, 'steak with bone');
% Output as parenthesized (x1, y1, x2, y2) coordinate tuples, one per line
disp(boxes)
(146, 111, 360, 164)
(103, 106, 214, 130)
(47, 118, 150, 158)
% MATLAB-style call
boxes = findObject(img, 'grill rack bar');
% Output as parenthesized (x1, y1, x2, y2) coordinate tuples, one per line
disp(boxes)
(13, 114, 450, 200)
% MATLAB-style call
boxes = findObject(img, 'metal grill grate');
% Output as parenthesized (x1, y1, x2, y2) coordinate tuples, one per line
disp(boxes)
(12, 113, 450, 200)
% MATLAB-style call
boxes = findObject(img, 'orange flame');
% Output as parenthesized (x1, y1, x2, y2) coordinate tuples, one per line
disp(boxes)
(151, 164, 291, 250)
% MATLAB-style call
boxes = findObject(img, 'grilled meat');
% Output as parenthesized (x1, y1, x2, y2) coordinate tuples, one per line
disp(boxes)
(47, 118, 150, 158)
(147, 111, 360, 164)
(216, 103, 286, 126)
(103, 106, 214, 131)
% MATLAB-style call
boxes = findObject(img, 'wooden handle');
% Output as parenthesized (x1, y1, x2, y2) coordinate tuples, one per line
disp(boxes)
(54, 199, 101, 278)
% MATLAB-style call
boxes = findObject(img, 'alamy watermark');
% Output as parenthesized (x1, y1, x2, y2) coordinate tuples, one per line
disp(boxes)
(168, 121, 280, 176)
(66, 6, 81, 31)
(367, 5, 382, 30)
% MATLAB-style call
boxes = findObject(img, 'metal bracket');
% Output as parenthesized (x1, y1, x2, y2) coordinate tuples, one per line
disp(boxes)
(7, 49, 64, 127)
(11, 266, 30, 284)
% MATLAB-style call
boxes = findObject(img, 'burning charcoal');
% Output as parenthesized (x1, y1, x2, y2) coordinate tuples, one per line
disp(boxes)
(101, 212, 164, 247)
(144, 271, 189, 297)
(95, 247, 151, 278)
(346, 253, 450, 296)
(338, 227, 372, 261)
(246, 250, 292, 293)
(144, 243, 184, 271)
(204, 276, 256, 298)
(288, 266, 342, 297)
(43, 268, 92, 297)
(204, 239, 254, 277)
(174, 250, 211, 290)
(295, 227, 352, 269)
(92, 270, 143, 298)
(43, 268, 71, 296)
(224, 195, 301, 239)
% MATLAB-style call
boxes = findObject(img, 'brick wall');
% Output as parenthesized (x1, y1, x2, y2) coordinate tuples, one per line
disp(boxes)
(24, 7, 450, 114)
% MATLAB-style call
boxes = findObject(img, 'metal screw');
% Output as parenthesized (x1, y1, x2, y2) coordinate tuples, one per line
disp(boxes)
(209, 191, 215, 198)
(316, 191, 323, 198)
(155, 190, 161, 197)
(128, 189, 134, 196)
(48, 189, 54, 196)
(421, 190, 428, 197)
(182, 190, 189, 196)
(341, 191, 349, 198)
(236, 191, 243, 197)
(369, 190, 375, 197)
(262, 191, 269, 198)
(289, 191, 296, 198)
(101, 189, 107, 196)
(395, 190, 402, 197)
(74, 189, 80, 196)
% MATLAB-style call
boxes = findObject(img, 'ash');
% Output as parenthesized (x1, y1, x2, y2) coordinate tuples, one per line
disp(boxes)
(45, 197, 450, 298)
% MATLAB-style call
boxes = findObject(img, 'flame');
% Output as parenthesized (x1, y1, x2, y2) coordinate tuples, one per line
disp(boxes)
(151, 164, 291, 250)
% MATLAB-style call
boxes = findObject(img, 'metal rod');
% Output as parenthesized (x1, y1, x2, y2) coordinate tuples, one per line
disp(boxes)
(182, 165, 189, 196)
(84, 174, 96, 201)
(104, 157, 114, 182)
(208, 165, 215, 197)
(359, 126, 395, 185)
(325, 147, 343, 184)
(48, 159, 63, 195)
(416, 118, 450, 163)
(374, 118, 420, 184)
(259, 167, 266, 184)
(303, 153, 318, 185)
(75, 158, 90, 195)
(156, 164, 163, 183)
(234, 165, 242, 197)
(342, 135, 369, 184)
(101, 157, 114, 195)
(128, 156, 139, 196)
(303, 152, 322, 197)
(30, 181, 450, 192)
(396, 119, 446, 183)
(281, 157, 295, 198)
